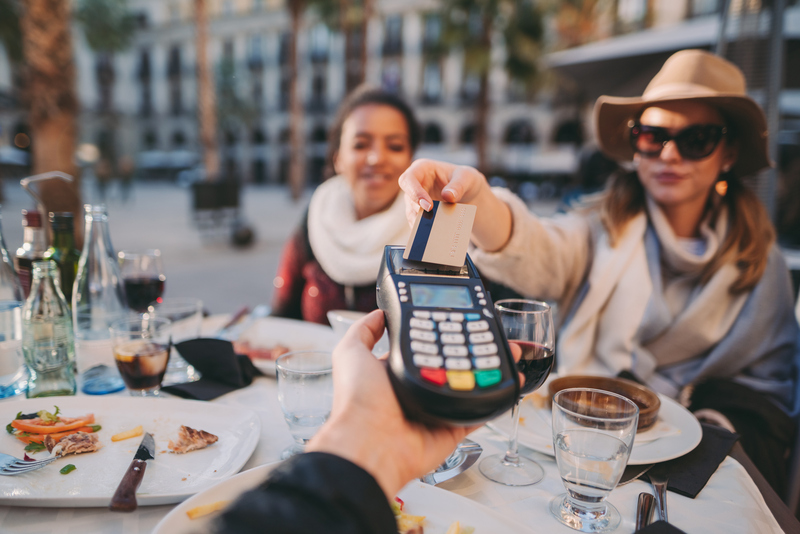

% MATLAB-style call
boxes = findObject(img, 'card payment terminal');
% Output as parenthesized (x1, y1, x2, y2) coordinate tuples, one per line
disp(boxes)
(377, 245, 519, 425)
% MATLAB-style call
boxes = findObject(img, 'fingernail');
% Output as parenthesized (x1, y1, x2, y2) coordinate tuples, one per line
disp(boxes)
(419, 199, 432, 211)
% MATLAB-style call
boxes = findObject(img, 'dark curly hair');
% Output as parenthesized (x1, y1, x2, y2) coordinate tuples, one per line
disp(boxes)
(324, 85, 420, 179)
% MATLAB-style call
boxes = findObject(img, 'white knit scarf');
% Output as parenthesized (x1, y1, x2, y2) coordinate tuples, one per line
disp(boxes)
(307, 176, 410, 286)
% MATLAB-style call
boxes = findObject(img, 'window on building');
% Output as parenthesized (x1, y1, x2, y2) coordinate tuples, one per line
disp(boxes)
(310, 73, 326, 111)
(135, 12, 148, 29)
(460, 124, 475, 145)
(138, 49, 152, 116)
(690, 0, 720, 16)
(309, 24, 329, 63)
(553, 120, 583, 147)
(248, 35, 263, 69)
(279, 72, 290, 110)
(382, 60, 401, 94)
(172, 130, 187, 148)
(279, 127, 290, 144)
(252, 77, 263, 106)
(252, 128, 267, 144)
(383, 15, 403, 56)
(223, 40, 234, 63)
(142, 130, 158, 150)
(421, 61, 442, 103)
(347, 28, 363, 59)
(167, 45, 182, 116)
(423, 14, 441, 51)
(309, 124, 327, 143)
(279, 33, 291, 65)
(461, 72, 481, 103)
(252, 159, 267, 183)
(504, 120, 536, 145)
(225, 129, 238, 146)
(422, 123, 444, 145)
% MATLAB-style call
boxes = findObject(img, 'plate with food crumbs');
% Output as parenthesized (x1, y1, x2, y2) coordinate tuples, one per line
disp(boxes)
(0, 397, 260, 507)
(154, 462, 534, 534)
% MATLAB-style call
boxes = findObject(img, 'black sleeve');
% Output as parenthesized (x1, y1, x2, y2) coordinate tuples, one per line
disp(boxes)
(214, 452, 398, 534)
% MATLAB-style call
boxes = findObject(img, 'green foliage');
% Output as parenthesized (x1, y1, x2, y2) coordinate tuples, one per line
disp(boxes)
(216, 57, 258, 130)
(308, 0, 368, 32)
(440, 0, 543, 88)
(75, 0, 136, 53)
(24, 442, 46, 453)
(0, 0, 22, 63)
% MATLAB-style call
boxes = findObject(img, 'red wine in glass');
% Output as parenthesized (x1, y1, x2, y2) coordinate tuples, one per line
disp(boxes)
(124, 277, 165, 312)
(514, 340, 554, 395)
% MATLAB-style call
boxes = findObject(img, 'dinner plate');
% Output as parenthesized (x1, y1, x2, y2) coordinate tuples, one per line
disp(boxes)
(235, 317, 340, 374)
(0, 397, 260, 507)
(154, 461, 534, 534)
(488, 393, 702, 465)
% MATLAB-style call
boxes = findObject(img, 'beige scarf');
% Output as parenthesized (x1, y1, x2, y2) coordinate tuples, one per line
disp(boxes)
(307, 176, 410, 286)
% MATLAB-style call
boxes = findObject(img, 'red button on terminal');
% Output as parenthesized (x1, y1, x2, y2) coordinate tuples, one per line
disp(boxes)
(420, 367, 447, 386)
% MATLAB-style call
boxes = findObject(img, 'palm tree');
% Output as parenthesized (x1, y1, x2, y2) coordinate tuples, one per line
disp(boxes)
(309, 0, 372, 92)
(18, 0, 82, 215)
(441, 0, 543, 173)
(194, 0, 220, 180)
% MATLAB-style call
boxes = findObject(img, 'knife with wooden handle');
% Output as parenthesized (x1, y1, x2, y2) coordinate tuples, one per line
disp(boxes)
(109, 433, 155, 512)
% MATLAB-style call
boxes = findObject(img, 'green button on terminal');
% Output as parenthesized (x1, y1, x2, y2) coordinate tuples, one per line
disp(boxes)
(474, 369, 502, 387)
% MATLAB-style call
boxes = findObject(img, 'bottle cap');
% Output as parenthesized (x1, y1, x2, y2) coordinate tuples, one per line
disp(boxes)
(49, 212, 75, 232)
(21, 209, 42, 228)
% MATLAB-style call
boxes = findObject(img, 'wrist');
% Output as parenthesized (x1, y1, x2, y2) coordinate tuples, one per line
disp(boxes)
(307, 416, 406, 498)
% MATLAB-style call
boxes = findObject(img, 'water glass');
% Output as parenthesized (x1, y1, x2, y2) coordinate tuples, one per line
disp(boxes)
(550, 388, 639, 532)
(147, 297, 202, 385)
(276, 351, 333, 459)
(110, 316, 171, 397)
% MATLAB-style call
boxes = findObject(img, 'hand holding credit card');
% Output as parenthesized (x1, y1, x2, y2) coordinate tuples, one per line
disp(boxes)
(404, 201, 477, 267)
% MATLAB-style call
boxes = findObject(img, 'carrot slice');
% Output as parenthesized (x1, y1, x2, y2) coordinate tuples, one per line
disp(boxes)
(11, 414, 95, 434)
(14, 426, 97, 445)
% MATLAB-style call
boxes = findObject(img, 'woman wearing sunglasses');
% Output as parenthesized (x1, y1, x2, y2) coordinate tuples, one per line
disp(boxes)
(398, 49, 798, 493)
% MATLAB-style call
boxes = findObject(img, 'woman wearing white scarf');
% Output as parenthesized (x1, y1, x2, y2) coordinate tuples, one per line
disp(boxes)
(397, 50, 799, 494)
(271, 87, 419, 325)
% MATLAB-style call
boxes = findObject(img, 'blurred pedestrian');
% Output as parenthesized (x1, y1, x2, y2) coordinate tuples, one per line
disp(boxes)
(95, 158, 112, 201)
(398, 49, 799, 494)
(118, 155, 135, 203)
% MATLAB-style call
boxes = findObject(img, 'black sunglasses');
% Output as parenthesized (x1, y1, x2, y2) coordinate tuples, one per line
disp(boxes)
(629, 122, 727, 160)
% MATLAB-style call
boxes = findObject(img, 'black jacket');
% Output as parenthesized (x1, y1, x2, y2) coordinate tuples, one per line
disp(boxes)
(216, 453, 398, 533)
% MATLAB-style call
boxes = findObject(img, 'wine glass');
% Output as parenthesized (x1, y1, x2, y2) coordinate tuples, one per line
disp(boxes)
(147, 297, 203, 385)
(550, 388, 639, 532)
(479, 299, 555, 486)
(118, 249, 166, 312)
(276, 351, 333, 459)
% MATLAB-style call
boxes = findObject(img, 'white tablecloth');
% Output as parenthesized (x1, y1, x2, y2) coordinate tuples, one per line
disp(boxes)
(0, 373, 784, 534)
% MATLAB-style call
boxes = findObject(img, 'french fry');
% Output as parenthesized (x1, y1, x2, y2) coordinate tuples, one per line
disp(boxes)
(111, 425, 143, 442)
(186, 500, 230, 520)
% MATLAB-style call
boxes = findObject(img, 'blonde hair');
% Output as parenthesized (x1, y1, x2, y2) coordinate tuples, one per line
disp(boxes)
(598, 170, 774, 293)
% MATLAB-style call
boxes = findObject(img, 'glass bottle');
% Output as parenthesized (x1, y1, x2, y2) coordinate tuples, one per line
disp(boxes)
(0, 207, 26, 398)
(72, 205, 127, 394)
(43, 212, 81, 304)
(15, 209, 47, 299)
(23, 260, 76, 398)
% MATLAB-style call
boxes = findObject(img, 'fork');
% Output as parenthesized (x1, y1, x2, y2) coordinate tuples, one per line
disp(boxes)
(648, 470, 669, 522)
(0, 452, 58, 476)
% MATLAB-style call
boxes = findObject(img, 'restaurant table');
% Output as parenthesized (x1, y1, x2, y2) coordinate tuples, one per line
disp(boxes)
(0, 320, 798, 534)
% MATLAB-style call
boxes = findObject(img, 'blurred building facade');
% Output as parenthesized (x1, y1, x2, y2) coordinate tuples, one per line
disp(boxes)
(0, 0, 583, 187)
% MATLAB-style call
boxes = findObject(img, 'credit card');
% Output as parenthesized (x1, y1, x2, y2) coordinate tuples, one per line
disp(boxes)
(404, 201, 477, 267)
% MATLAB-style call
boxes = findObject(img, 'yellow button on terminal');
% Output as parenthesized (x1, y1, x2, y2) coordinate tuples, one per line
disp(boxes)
(446, 370, 475, 391)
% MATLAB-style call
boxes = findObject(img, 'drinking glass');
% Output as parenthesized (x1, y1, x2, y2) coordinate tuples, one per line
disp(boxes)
(118, 249, 166, 312)
(550, 388, 639, 532)
(479, 299, 554, 486)
(147, 297, 202, 385)
(110, 316, 171, 397)
(276, 351, 333, 459)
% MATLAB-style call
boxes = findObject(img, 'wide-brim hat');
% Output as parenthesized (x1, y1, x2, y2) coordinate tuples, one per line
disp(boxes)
(593, 49, 771, 177)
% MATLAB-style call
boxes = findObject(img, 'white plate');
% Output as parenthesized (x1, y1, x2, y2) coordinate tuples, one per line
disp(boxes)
(0, 397, 260, 507)
(489, 393, 702, 465)
(155, 462, 534, 534)
(236, 317, 340, 374)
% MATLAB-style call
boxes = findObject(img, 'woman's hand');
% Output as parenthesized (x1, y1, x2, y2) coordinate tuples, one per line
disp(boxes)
(309, 310, 524, 499)
(398, 159, 513, 252)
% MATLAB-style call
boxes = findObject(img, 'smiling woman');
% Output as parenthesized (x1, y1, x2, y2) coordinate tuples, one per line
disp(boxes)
(396, 49, 799, 495)
(271, 86, 420, 325)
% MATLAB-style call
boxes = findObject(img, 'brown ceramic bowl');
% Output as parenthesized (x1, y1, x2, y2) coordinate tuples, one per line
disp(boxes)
(548, 375, 661, 431)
